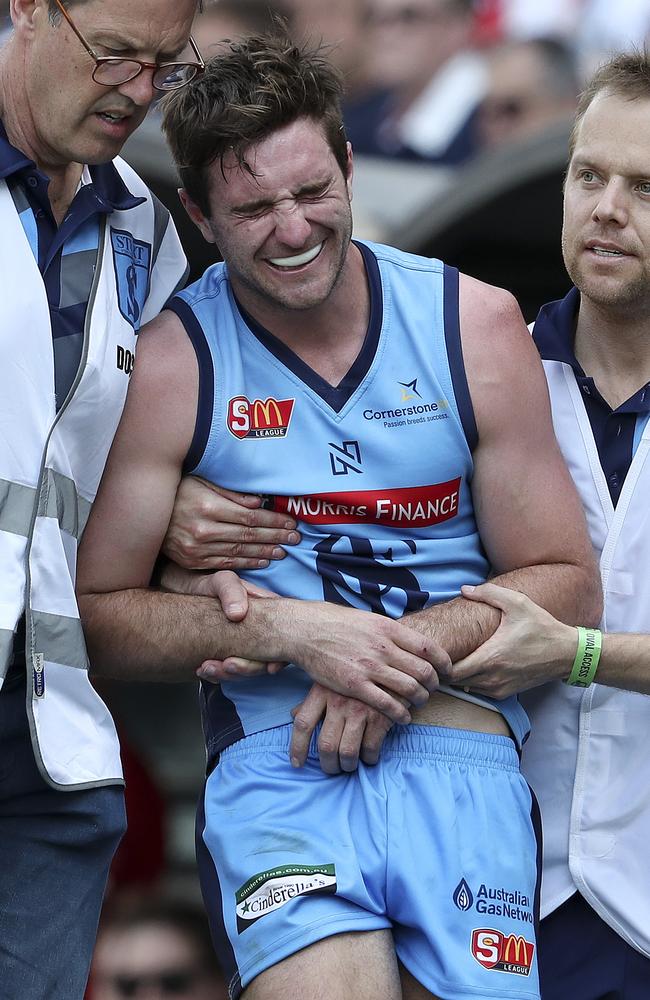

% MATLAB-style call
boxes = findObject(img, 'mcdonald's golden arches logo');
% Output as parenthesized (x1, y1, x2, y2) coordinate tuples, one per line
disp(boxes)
(471, 928, 535, 977)
(227, 395, 295, 439)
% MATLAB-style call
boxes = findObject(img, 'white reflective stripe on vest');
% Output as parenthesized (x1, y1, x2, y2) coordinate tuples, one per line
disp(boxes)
(0, 158, 187, 787)
(521, 356, 650, 958)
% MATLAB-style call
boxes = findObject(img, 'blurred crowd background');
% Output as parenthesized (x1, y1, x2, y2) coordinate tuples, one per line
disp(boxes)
(3, 2, 650, 995)
(5, 0, 650, 313)
(4, 0, 650, 163)
(120, 0, 650, 319)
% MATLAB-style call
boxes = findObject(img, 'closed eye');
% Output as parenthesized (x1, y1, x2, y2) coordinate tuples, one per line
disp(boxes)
(299, 183, 330, 201)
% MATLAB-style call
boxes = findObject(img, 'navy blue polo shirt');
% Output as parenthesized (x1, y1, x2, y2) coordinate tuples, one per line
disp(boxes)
(0, 119, 144, 408)
(533, 288, 650, 506)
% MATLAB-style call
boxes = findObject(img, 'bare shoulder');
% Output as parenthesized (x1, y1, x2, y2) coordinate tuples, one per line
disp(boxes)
(458, 273, 532, 353)
(134, 308, 198, 389)
(117, 308, 199, 465)
(459, 273, 542, 381)
(457, 273, 550, 439)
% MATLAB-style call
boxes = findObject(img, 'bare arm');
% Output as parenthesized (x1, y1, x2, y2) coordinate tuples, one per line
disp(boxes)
(454, 583, 650, 695)
(404, 276, 602, 664)
(77, 311, 445, 721)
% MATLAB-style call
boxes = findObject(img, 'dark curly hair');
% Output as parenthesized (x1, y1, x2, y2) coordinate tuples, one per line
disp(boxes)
(161, 32, 347, 217)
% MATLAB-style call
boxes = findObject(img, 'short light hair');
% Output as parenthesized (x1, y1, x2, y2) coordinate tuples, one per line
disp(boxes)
(569, 48, 650, 156)
(161, 32, 347, 217)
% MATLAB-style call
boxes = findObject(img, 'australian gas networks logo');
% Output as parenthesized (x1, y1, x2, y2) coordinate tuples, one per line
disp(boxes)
(453, 879, 533, 923)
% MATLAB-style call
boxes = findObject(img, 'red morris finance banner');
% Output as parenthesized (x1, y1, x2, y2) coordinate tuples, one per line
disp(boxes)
(264, 479, 461, 527)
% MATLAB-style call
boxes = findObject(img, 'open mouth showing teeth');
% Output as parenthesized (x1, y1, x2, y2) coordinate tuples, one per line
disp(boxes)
(592, 247, 624, 256)
(98, 112, 126, 122)
(269, 243, 323, 268)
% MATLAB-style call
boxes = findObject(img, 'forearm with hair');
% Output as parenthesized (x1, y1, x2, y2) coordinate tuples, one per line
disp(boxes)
(79, 589, 291, 681)
(596, 633, 650, 695)
(406, 562, 602, 660)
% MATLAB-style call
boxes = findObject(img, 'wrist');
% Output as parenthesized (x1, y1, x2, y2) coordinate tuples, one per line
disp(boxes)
(551, 624, 580, 681)
(247, 596, 303, 662)
(564, 626, 602, 687)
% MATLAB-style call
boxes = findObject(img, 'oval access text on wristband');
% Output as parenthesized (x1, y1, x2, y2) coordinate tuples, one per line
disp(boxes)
(564, 626, 602, 687)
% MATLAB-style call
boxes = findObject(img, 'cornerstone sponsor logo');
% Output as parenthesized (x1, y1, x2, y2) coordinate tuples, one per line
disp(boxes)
(235, 864, 336, 933)
(363, 392, 449, 429)
(261, 480, 461, 527)
(227, 395, 295, 439)
(471, 929, 535, 977)
(398, 378, 422, 401)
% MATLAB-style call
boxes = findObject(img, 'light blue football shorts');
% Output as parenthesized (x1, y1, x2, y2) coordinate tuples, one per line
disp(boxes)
(197, 723, 541, 1000)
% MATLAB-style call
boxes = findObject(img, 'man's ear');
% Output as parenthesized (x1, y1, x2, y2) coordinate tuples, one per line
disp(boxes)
(345, 141, 354, 202)
(178, 188, 216, 245)
(10, 0, 40, 34)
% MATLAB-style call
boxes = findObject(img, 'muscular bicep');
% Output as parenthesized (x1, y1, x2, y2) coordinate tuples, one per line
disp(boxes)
(77, 311, 199, 595)
(460, 276, 593, 576)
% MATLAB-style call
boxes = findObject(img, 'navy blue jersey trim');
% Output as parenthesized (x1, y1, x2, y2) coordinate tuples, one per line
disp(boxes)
(528, 783, 543, 937)
(196, 788, 242, 999)
(443, 264, 478, 451)
(165, 297, 215, 473)
(236, 240, 383, 413)
(200, 682, 245, 765)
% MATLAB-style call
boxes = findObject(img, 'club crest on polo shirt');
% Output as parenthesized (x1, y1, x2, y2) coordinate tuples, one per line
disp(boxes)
(111, 228, 152, 329)
(235, 864, 336, 933)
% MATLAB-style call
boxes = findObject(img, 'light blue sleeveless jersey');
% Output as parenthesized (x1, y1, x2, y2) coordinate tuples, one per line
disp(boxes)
(169, 241, 530, 754)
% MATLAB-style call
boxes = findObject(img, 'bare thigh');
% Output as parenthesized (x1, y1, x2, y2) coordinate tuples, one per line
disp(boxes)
(242, 929, 402, 1000)
(399, 963, 441, 1000)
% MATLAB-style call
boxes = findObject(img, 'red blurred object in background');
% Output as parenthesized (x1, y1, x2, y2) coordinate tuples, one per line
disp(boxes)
(473, 0, 505, 45)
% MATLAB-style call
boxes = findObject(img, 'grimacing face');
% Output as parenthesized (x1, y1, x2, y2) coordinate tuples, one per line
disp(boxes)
(182, 118, 355, 320)
(21, 0, 197, 168)
(562, 90, 650, 315)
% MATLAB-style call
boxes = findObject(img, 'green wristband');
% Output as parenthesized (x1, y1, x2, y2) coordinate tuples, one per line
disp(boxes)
(564, 627, 602, 687)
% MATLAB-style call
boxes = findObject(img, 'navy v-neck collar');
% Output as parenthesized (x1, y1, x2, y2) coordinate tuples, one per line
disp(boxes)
(235, 241, 383, 413)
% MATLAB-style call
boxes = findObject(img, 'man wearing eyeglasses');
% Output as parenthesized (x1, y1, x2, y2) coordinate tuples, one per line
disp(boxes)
(0, 1, 203, 997)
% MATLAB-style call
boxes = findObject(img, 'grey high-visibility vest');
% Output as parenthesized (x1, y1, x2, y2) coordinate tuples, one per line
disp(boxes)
(0, 157, 187, 788)
(522, 354, 650, 958)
